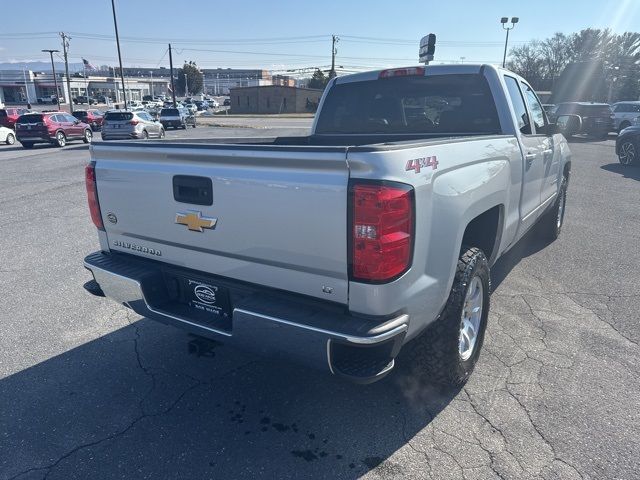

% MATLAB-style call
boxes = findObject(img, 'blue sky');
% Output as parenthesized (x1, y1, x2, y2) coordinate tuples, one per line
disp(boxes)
(1, 0, 639, 73)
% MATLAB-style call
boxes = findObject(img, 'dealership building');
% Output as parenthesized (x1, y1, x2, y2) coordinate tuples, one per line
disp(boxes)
(0, 69, 168, 105)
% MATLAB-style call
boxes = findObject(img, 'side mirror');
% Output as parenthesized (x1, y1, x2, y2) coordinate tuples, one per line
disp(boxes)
(74, 120, 80, 125)
(554, 114, 582, 137)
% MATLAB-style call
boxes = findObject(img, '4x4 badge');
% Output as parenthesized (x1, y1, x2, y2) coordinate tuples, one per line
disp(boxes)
(175, 210, 217, 232)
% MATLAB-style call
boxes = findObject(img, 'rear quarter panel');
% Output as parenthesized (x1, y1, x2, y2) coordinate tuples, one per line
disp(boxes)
(347, 135, 522, 340)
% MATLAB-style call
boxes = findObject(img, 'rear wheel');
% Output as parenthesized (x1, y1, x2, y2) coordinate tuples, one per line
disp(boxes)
(83, 129, 93, 143)
(142, 130, 149, 140)
(54, 131, 66, 147)
(6, 133, 15, 145)
(618, 140, 637, 166)
(159, 128, 165, 139)
(400, 247, 491, 386)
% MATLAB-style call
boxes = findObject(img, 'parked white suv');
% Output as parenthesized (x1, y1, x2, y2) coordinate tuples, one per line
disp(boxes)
(611, 101, 640, 132)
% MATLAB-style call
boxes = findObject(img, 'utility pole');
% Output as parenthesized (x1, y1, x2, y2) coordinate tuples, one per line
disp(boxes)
(111, 0, 127, 109)
(60, 32, 73, 112)
(169, 43, 176, 107)
(42, 49, 61, 111)
(329, 35, 339, 79)
(184, 73, 188, 97)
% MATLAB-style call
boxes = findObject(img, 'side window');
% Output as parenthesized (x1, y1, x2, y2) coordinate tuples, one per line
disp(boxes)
(632, 105, 640, 113)
(51, 114, 62, 123)
(521, 83, 546, 132)
(504, 75, 531, 134)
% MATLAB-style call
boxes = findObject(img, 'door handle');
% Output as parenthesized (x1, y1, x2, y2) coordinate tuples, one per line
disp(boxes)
(542, 149, 553, 155)
(525, 153, 536, 166)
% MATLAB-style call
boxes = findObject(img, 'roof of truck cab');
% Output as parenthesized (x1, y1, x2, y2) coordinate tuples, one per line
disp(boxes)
(333, 64, 501, 85)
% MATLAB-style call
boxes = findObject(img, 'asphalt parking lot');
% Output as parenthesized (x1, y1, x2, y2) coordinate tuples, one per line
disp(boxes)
(0, 124, 639, 480)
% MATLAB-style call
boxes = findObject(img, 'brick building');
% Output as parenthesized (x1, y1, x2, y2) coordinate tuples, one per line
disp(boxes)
(229, 85, 322, 114)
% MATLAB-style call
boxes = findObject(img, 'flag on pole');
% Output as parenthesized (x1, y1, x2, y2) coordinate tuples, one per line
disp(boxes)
(82, 58, 96, 71)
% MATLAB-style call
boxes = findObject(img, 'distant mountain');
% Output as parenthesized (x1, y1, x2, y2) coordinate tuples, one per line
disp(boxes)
(0, 61, 85, 72)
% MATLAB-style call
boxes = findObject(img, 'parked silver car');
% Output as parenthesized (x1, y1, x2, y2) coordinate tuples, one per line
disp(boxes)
(159, 107, 196, 129)
(611, 101, 640, 132)
(101, 110, 165, 141)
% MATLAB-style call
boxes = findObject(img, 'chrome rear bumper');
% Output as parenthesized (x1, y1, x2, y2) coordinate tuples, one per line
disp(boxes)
(84, 251, 408, 383)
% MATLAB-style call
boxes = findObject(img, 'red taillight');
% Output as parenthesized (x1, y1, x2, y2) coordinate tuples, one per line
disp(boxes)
(350, 182, 414, 282)
(379, 67, 425, 79)
(85, 162, 104, 230)
(129, 119, 139, 125)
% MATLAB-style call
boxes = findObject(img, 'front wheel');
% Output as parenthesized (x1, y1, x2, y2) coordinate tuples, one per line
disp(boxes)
(141, 130, 149, 140)
(159, 128, 165, 139)
(619, 121, 631, 132)
(400, 247, 491, 386)
(6, 133, 15, 145)
(618, 140, 637, 166)
(54, 131, 66, 147)
(83, 129, 93, 143)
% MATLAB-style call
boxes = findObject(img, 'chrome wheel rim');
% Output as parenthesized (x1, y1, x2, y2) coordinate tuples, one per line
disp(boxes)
(459, 276, 484, 361)
(7, 134, 14, 144)
(57, 133, 65, 146)
(620, 142, 635, 165)
(85, 130, 92, 142)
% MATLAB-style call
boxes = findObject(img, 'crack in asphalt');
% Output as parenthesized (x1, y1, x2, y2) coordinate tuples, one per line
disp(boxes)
(7, 314, 259, 480)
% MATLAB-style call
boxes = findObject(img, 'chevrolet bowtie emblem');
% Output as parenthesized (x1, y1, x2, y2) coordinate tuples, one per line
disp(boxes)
(175, 211, 217, 232)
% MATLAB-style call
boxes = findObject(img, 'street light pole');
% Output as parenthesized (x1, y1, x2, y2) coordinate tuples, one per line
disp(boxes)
(501, 17, 519, 68)
(110, 0, 128, 109)
(42, 49, 61, 110)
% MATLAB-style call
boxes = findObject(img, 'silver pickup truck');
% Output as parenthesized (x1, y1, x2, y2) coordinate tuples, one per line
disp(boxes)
(83, 64, 572, 385)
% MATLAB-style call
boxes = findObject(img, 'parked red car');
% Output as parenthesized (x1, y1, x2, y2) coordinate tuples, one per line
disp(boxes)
(72, 109, 104, 131)
(0, 107, 29, 129)
(15, 112, 93, 148)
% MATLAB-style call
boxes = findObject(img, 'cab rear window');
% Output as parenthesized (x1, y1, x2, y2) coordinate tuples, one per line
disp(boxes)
(315, 73, 500, 135)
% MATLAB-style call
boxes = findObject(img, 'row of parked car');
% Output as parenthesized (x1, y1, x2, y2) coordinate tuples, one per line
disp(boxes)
(541, 101, 640, 166)
(543, 101, 640, 137)
(0, 102, 202, 149)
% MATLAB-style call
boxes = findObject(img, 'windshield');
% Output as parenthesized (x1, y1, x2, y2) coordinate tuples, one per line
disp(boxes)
(104, 112, 133, 121)
(315, 74, 500, 135)
(161, 108, 180, 116)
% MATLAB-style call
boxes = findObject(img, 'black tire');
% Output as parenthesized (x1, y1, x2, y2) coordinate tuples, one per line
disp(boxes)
(159, 128, 165, 139)
(142, 130, 149, 140)
(538, 174, 568, 241)
(6, 133, 15, 145)
(22, 142, 34, 149)
(619, 121, 631, 132)
(83, 129, 93, 144)
(182, 124, 187, 130)
(192, 123, 196, 128)
(618, 139, 637, 166)
(399, 247, 491, 387)
(54, 131, 66, 147)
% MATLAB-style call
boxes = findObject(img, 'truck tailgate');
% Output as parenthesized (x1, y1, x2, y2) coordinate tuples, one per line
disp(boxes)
(91, 142, 350, 304)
